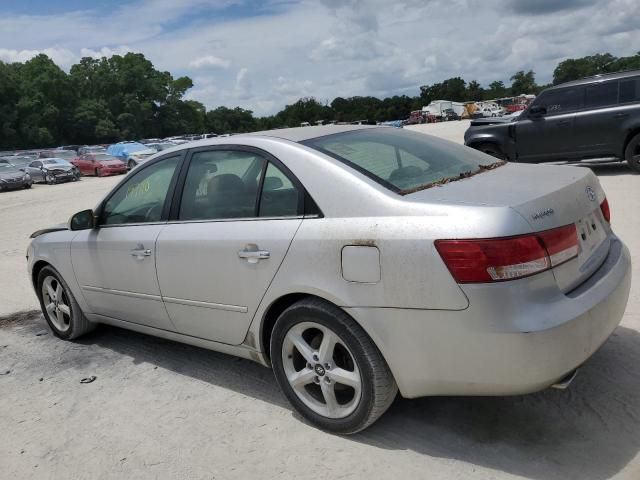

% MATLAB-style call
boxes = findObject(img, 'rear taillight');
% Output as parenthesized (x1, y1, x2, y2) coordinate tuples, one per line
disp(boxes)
(435, 224, 579, 283)
(600, 198, 610, 223)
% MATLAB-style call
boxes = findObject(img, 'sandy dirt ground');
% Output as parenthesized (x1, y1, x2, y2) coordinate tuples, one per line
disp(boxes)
(1, 123, 639, 479)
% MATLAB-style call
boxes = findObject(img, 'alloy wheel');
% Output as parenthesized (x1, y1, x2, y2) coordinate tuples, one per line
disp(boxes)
(281, 321, 362, 419)
(42, 275, 71, 332)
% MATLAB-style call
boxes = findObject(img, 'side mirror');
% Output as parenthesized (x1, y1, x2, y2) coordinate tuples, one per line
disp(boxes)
(70, 209, 95, 231)
(529, 105, 547, 118)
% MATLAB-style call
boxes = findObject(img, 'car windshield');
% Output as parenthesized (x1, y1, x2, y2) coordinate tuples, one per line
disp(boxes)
(0, 163, 20, 173)
(43, 159, 67, 165)
(304, 128, 504, 194)
(7, 157, 31, 166)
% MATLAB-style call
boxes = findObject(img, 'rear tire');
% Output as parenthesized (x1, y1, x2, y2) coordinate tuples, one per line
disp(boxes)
(475, 142, 506, 160)
(95, 168, 101, 177)
(625, 133, 640, 173)
(128, 160, 136, 170)
(271, 298, 397, 434)
(36, 266, 95, 340)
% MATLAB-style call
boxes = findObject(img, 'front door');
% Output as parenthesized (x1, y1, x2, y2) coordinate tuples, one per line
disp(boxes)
(155, 148, 304, 345)
(71, 154, 182, 329)
(515, 86, 583, 163)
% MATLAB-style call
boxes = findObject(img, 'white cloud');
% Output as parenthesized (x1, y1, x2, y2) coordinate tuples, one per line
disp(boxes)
(80, 46, 133, 59)
(0, 47, 77, 70)
(0, 0, 638, 115)
(189, 55, 230, 69)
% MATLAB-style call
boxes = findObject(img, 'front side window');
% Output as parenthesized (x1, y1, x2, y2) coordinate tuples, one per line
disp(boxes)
(101, 156, 180, 225)
(179, 150, 266, 221)
(304, 128, 502, 194)
(535, 87, 582, 115)
(584, 81, 618, 109)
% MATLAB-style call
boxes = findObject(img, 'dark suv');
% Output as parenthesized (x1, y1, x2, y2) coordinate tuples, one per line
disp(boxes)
(464, 69, 640, 172)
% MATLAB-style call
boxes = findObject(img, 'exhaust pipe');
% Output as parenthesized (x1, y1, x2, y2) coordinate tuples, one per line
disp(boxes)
(551, 369, 579, 390)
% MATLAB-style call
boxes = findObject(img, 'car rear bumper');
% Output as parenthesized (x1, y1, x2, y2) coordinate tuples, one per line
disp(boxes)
(347, 237, 631, 398)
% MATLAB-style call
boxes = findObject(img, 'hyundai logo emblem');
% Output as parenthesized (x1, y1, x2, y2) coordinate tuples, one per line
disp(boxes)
(586, 186, 596, 202)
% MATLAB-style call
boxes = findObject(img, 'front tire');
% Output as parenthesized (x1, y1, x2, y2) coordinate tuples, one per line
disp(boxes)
(95, 168, 101, 177)
(625, 133, 640, 172)
(37, 266, 95, 340)
(271, 298, 397, 434)
(474, 142, 506, 160)
(128, 160, 136, 170)
(46, 173, 56, 185)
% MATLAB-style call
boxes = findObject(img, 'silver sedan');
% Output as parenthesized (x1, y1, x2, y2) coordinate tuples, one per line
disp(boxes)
(27, 125, 632, 434)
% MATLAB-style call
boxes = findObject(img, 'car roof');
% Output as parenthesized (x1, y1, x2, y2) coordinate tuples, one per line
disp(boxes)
(548, 68, 640, 90)
(240, 124, 380, 142)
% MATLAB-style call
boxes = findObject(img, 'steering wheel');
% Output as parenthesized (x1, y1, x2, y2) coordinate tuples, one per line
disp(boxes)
(144, 204, 161, 221)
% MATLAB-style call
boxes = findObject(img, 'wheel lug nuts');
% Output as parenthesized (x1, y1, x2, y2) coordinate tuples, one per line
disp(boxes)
(312, 353, 319, 361)
(325, 363, 331, 370)
(307, 363, 312, 369)
(314, 376, 320, 384)
(324, 378, 331, 384)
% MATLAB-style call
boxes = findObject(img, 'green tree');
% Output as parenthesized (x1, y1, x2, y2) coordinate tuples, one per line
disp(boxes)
(465, 80, 484, 101)
(486, 81, 507, 99)
(510, 70, 537, 95)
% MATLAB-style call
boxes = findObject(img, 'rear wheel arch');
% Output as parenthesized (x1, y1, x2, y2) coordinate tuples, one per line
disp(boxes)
(259, 293, 385, 367)
(260, 293, 315, 363)
(622, 127, 640, 155)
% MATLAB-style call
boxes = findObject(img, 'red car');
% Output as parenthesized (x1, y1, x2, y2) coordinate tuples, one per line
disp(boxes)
(73, 153, 127, 177)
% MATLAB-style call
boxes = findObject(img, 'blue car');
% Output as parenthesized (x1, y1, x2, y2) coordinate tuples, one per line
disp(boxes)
(106, 142, 156, 169)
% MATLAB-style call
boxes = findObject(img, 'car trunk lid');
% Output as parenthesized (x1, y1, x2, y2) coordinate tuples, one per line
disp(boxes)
(406, 163, 609, 291)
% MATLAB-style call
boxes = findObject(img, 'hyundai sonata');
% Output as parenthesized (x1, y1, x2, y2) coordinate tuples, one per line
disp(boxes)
(27, 125, 631, 433)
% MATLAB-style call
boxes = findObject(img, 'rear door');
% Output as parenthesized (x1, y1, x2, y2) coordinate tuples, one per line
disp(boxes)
(572, 80, 620, 158)
(515, 87, 582, 162)
(71, 153, 182, 330)
(155, 146, 303, 345)
(75, 154, 90, 174)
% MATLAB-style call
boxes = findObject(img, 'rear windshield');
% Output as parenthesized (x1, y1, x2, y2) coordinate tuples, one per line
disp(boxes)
(303, 128, 503, 194)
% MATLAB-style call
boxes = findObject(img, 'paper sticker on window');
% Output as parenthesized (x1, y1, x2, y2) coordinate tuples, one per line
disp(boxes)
(126, 179, 151, 198)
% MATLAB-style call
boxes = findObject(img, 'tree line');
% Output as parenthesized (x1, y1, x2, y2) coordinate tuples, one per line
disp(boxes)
(1, 51, 639, 149)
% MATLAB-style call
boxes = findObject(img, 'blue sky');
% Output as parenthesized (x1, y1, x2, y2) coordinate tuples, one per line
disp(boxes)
(0, 0, 638, 115)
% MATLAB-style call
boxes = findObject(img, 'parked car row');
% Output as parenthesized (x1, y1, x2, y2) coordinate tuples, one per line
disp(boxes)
(0, 156, 80, 189)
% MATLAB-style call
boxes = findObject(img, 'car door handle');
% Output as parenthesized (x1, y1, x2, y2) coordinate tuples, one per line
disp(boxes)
(557, 120, 571, 126)
(130, 248, 152, 258)
(614, 112, 628, 119)
(238, 244, 270, 263)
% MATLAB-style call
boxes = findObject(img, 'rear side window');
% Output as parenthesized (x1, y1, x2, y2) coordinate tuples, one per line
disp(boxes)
(619, 77, 640, 103)
(584, 81, 618, 109)
(537, 87, 582, 115)
(259, 162, 299, 217)
(179, 150, 266, 221)
(304, 128, 502, 194)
